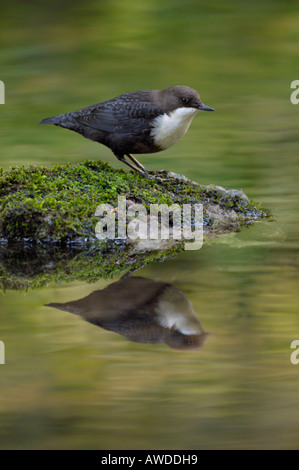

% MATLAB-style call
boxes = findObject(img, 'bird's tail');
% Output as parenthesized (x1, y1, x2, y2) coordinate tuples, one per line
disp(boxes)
(38, 115, 61, 125)
(45, 303, 81, 315)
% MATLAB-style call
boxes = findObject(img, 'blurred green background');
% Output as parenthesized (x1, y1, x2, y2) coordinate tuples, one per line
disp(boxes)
(1, 0, 299, 450)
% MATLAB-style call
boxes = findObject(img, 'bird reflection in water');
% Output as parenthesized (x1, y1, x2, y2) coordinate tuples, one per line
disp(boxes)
(47, 277, 208, 350)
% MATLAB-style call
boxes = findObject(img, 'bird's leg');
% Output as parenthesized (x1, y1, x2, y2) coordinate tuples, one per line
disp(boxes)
(126, 155, 167, 179)
(115, 155, 149, 178)
(126, 154, 148, 173)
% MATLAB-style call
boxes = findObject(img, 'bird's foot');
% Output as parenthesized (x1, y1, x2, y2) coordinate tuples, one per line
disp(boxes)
(145, 170, 177, 182)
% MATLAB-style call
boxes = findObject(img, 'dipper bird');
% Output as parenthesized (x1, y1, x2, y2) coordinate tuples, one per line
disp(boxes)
(46, 276, 208, 350)
(39, 85, 214, 177)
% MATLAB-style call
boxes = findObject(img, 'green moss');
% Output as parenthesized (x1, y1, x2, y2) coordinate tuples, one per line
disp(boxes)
(0, 241, 184, 291)
(0, 159, 268, 289)
(0, 159, 267, 243)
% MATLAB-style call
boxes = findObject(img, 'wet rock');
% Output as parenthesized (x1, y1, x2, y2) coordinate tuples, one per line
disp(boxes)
(0, 160, 268, 289)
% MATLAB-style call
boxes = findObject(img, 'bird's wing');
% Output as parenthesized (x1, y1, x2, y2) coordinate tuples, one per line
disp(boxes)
(73, 97, 162, 136)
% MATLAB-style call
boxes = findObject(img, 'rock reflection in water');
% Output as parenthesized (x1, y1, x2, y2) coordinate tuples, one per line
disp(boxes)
(47, 277, 208, 350)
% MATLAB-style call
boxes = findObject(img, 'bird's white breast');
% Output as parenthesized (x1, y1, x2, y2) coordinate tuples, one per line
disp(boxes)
(150, 107, 198, 150)
(155, 288, 204, 335)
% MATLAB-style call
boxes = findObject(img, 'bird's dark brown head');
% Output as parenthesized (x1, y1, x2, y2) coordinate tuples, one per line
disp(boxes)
(158, 85, 214, 113)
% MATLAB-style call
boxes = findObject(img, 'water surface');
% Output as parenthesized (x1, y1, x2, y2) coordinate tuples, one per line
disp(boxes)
(1, 0, 299, 449)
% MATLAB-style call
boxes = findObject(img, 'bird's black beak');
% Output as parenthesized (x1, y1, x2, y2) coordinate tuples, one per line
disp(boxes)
(198, 103, 215, 111)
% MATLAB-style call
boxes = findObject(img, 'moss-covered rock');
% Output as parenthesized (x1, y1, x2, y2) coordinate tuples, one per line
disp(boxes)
(0, 241, 183, 291)
(0, 160, 266, 243)
(0, 160, 268, 289)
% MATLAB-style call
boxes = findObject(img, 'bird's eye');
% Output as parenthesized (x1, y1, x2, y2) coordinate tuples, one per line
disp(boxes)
(182, 97, 189, 103)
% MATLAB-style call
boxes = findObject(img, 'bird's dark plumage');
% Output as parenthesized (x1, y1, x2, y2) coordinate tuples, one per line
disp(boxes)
(46, 276, 208, 350)
(39, 86, 214, 176)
